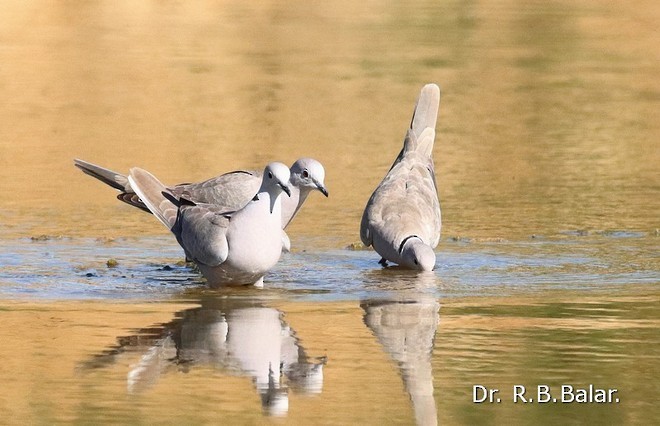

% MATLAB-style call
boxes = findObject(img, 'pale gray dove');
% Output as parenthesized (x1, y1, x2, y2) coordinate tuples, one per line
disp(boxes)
(360, 84, 441, 271)
(74, 158, 328, 229)
(128, 162, 291, 287)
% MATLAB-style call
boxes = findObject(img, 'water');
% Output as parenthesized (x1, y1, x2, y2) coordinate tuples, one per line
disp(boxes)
(0, 1, 658, 424)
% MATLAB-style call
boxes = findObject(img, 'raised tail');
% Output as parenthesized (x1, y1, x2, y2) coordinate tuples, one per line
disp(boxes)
(75, 158, 152, 212)
(403, 84, 440, 155)
(74, 159, 130, 192)
(410, 84, 440, 138)
(127, 168, 179, 230)
(414, 127, 436, 158)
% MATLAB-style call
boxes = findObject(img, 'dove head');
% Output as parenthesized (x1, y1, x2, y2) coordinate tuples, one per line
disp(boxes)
(290, 158, 328, 197)
(401, 238, 436, 271)
(261, 162, 292, 198)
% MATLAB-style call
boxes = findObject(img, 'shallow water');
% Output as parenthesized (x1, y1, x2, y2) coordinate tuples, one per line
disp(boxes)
(0, 0, 658, 425)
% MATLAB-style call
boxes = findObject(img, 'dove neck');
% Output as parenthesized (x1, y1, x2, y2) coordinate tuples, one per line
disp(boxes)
(398, 235, 422, 254)
(250, 185, 284, 216)
(281, 186, 303, 227)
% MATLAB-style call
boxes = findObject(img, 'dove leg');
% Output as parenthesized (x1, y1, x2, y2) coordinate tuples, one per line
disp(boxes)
(378, 258, 388, 267)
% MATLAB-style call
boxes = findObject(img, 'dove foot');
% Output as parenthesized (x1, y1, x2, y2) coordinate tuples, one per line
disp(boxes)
(378, 258, 389, 267)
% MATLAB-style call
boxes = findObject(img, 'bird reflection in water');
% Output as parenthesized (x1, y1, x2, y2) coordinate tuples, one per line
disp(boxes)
(82, 296, 326, 416)
(361, 270, 440, 426)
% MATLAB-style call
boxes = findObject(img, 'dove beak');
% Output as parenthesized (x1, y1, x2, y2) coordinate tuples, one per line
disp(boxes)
(315, 180, 329, 197)
(279, 183, 292, 197)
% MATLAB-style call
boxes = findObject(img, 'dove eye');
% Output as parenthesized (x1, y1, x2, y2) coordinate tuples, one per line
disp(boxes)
(302, 169, 309, 178)
(268, 172, 273, 179)
(414, 259, 419, 265)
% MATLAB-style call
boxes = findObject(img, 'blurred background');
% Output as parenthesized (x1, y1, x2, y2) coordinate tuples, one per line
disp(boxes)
(1, 0, 657, 246)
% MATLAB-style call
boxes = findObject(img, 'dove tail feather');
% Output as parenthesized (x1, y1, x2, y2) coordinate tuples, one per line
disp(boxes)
(410, 84, 440, 139)
(74, 159, 129, 192)
(401, 84, 440, 156)
(415, 127, 436, 158)
(128, 168, 179, 230)
(116, 192, 151, 213)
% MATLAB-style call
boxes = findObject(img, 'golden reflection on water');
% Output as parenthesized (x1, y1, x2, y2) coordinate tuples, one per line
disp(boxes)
(0, 290, 658, 424)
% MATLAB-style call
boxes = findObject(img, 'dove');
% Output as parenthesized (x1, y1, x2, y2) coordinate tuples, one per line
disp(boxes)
(360, 84, 441, 271)
(128, 162, 292, 287)
(74, 158, 328, 228)
(81, 297, 325, 415)
(362, 298, 439, 426)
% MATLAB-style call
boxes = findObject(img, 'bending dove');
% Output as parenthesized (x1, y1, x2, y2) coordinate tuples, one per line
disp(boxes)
(74, 158, 328, 229)
(128, 162, 292, 287)
(360, 84, 441, 271)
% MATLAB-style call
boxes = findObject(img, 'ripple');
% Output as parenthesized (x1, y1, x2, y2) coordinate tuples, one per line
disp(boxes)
(0, 235, 657, 301)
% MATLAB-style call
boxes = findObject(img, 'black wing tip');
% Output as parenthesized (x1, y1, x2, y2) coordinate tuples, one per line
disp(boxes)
(116, 193, 151, 213)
